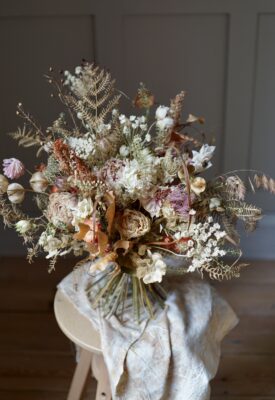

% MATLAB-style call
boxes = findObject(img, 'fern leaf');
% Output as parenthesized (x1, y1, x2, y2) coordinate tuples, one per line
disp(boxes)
(9, 126, 42, 148)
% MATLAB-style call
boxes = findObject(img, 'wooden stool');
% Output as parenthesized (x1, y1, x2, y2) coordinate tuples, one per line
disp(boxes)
(54, 290, 112, 400)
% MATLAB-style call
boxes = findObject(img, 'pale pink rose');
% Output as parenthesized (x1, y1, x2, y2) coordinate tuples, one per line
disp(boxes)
(3, 158, 25, 179)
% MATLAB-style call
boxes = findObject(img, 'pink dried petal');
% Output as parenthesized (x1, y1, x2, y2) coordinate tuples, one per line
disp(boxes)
(3, 158, 25, 179)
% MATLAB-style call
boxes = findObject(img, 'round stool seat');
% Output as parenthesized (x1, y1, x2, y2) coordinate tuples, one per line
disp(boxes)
(54, 290, 112, 399)
(54, 290, 102, 354)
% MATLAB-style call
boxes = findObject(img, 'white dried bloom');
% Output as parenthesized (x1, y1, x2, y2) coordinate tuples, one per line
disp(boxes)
(191, 144, 215, 173)
(15, 220, 33, 234)
(209, 197, 221, 210)
(38, 232, 62, 259)
(119, 145, 129, 157)
(139, 251, 167, 284)
(7, 183, 25, 204)
(30, 172, 48, 193)
(156, 117, 174, 131)
(0, 174, 9, 194)
(155, 105, 169, 120)
(72, 198, 94, 227)
(68, 136, 96, 160)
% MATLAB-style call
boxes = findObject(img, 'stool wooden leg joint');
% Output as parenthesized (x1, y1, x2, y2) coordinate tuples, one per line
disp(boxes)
(67, 348, 93, 400)
(92, 354, 112, 400)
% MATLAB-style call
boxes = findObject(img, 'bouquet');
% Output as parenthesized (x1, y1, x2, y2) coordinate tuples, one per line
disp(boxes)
(0, 62, 273, 319)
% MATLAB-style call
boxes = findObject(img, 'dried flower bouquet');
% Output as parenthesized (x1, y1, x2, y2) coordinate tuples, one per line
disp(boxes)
(0, 63, 273, 319)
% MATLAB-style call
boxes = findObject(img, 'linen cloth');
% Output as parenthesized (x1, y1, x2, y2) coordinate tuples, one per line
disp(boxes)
(58, 267, 238, 400)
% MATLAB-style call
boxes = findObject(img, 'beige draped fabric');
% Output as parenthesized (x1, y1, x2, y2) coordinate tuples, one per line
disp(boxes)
(58, 267, 238, 400)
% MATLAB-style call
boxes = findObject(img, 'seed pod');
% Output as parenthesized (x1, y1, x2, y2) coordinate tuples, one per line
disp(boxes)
(7, 183, 25, 204)
(30, 172, 48, 193)
(0, 174, 9, 194)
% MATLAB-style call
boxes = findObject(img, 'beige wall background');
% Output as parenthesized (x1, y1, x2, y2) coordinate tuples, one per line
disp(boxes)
(0, 0, 275, 258)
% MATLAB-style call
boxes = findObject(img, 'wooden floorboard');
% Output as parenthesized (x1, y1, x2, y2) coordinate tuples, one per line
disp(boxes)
(0, 257, 274, 399)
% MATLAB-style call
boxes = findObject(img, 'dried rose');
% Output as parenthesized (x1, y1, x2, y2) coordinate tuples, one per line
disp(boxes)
(0, 174, 9, 194)
(7, 183, 25, 204)
(46, 192, 77, 228)
(190, 177, 206, 195)
(3, 158, 25, 179)
(116, 209, 151, 240)
(30, 172, 48, 193)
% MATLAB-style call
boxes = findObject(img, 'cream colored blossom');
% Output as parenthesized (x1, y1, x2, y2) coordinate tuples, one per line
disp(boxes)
(191, 177, 206, 195)
(136, 251, 167, 284)
(15, 220, 33, 234)
(116, 209, 151, 240)
(47, 192, 77, 228)
(71, 198, 94, 227)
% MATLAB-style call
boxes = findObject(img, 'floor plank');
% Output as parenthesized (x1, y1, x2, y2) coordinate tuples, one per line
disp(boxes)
(0, 258, 274, 398)
(212, 354, 275, 396)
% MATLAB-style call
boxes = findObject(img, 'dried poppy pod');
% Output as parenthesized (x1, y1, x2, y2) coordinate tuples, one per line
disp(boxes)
(30, 172, 48, 193)
(7, 183, 25, 204)
(0, 174, 9, 194)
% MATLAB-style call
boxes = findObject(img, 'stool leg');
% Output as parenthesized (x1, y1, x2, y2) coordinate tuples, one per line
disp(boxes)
(67, 348, 93, 400)
(92, 354, 112, 400)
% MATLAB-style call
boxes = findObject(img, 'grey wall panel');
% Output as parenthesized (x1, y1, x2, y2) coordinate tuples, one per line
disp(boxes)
(249, 14, 275, 211)
(0, 15, 95, 255)
(120, 14, 229, 175)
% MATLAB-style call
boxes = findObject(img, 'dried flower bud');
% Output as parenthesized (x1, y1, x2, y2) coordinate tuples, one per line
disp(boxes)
(7, 183, 25, 204)
(30, 172, 48, 193)
(134, 83, 154, 109)
(116, 209, 151, 240)
(15, 220, 33, 234)
(0, 174, 9, 194)
(190, 177, 206, 195)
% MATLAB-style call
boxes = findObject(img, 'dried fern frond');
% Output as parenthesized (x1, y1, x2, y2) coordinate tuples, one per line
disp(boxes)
(254, 174, 275, 194)
(63, 63, 121, 129)
(225, 200, 262, 222)
(0, 196, 26, 227)
(9, 126, 43, 148)
(201, 260, 249, 280)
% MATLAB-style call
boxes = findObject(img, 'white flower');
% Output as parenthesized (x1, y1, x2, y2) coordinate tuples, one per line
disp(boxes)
(72, 198, 93, 227)
(145, 133, 151, 142)
(75, 66, 82, 75)
(155, 105, 169, 120)
(209, 197, 221, 210)
(43, 141, 53, 153)
(191, 144, 216, 172)
(119, 114, 127, 124)
(15, 220, 33, 234)
(156, 117, 174, 131)
(142, 252, 167, 284)
(119, 145, 129, 157)
(38, 232, 62, 259)
(68, 136, 95, 160)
